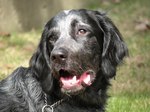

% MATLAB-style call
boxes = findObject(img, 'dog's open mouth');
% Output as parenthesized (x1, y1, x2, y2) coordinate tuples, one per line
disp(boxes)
(59, 69, 96, 94)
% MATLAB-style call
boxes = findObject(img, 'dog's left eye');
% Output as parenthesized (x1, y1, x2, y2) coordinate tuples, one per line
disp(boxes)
(77, 29, 87, 36)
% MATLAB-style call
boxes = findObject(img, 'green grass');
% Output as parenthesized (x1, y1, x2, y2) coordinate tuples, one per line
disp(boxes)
(0, 30, 41, 79)
(0, 0, 150, 111)
(107, 93, 150, 112)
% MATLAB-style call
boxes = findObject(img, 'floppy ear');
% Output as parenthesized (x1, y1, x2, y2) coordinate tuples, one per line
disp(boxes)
(29, 24, 54, 93)
(95, 11, 128, 78)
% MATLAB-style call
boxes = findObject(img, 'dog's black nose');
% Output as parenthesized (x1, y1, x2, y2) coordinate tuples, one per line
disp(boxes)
(51, 48, 68, 62)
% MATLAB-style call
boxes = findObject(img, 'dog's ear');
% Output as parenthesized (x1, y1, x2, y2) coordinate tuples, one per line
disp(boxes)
(95, 11, 128, 78)
(29, 24, 54, 93)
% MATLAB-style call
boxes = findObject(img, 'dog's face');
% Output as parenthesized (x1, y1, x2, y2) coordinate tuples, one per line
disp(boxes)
(48, 10, 102, 94)
(30, 9, 128, 95)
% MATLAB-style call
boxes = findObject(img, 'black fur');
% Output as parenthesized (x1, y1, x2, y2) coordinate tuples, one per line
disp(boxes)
(0, 9, 128, 112)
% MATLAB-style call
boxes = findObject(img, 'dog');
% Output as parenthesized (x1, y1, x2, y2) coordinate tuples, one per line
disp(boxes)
(0, 9, 128, 112)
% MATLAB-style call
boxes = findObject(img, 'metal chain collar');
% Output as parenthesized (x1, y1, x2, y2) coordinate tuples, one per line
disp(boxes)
(42, 93, 67, 112)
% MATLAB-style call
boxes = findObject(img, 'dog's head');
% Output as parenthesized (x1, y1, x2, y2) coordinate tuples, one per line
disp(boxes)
(30, 9, 128, 95)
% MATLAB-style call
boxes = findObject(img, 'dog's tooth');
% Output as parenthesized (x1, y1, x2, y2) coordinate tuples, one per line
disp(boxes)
(83, 75, 91, 85)
(72, 76, 77, 82)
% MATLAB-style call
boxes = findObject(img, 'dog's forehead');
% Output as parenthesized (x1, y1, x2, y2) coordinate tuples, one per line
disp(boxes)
(56, 11, 82, 25)
(50, 10, 93, 32)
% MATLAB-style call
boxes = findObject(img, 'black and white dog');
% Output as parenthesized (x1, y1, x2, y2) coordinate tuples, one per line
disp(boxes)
(0, 9, 128, 112)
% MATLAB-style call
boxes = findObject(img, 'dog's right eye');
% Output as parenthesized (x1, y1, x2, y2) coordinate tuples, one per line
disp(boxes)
(49, 35, 58, 43)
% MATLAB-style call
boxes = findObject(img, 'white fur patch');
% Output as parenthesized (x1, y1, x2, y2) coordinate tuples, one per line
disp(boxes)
(63, 10, 70, 15)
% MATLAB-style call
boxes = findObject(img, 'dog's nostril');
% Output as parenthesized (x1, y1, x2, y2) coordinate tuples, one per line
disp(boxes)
(60, 54, 67, 59)
(51, 54, 66, 61)
(51, 49, 68, 61)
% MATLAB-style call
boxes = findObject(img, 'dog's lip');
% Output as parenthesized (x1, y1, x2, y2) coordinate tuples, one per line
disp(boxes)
(59, 69, 96, 93)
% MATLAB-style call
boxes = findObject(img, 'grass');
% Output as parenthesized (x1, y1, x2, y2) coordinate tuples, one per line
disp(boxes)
(0, 0, 150, 111)
(0, 30, 41, 79)
(107, 93, 150, 112)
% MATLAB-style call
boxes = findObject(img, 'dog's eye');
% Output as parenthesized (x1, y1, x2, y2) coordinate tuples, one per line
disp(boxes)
(77, 29, 87, 35)
(49, 35, 57, 43)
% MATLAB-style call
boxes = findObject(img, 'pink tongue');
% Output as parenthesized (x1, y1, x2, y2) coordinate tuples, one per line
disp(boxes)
(60, 73, 91, 89)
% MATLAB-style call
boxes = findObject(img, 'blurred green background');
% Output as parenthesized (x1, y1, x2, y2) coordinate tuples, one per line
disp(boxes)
(0, 0, 150, 112)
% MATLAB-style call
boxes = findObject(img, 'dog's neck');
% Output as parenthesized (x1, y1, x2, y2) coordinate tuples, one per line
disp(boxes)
(47, 88, 106, 108)
(42, 93, 70, 112)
